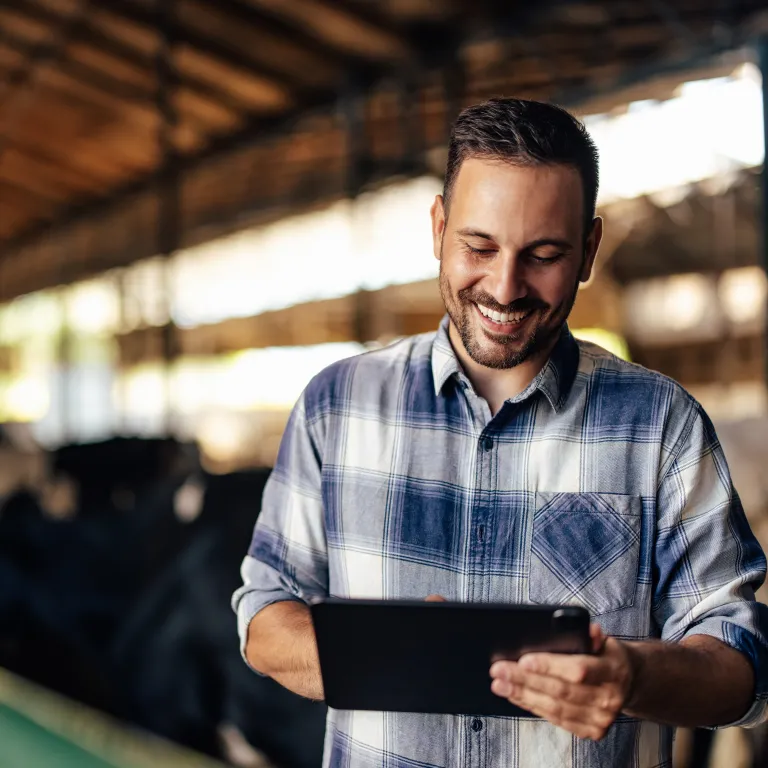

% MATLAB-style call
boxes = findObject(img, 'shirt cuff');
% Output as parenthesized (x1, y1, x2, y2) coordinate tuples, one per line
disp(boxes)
(682, 619, 768, 729)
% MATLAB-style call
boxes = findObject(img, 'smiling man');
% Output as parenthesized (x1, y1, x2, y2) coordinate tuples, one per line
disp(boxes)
(233, 99, 768, 767)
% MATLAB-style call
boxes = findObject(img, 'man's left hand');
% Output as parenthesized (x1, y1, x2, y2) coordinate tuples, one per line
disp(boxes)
(489, 624, 635, 741)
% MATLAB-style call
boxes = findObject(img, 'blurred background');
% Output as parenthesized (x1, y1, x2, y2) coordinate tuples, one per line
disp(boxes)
(0, 0, 767, 766)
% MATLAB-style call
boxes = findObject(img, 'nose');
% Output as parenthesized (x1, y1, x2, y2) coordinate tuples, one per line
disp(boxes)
(486, 253, 526, 307)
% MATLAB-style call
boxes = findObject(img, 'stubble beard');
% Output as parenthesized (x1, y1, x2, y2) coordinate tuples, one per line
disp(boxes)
(438, 263, 579, 371)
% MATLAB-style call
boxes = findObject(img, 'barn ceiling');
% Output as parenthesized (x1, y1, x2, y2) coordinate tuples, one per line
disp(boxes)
(0, 0, 766, 300)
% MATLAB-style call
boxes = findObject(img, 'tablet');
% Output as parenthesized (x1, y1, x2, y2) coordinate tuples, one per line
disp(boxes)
(310, 598, 591, 717)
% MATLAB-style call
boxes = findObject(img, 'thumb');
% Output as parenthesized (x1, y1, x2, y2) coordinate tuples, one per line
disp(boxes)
(425, 595, 447, 602)
(590, 623, 607, 654)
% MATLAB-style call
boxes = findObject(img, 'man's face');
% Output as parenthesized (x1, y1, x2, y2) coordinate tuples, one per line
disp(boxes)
(431, 157, 601, 370)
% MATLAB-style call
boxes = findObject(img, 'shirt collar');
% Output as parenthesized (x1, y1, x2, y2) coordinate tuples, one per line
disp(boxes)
(431, 314, 580, 412)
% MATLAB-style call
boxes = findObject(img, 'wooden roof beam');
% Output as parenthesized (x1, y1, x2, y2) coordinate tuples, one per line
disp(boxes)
(5, 0, 288, 117)
(0, 121, 139, 184)
(0, 0, 91, 116)
(103, 0, 313, 95)
(0, 27, 238, 139)
(0, 178, 60, 212)
(195, 0, 409, 64)
(0, 162, 74, 202)
(245, 0, 413, 61)
(0, 143, 108, 194)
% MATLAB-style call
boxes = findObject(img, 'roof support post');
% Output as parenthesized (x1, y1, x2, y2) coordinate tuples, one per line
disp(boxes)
(397, 67, 425, 177)
(156, 0, 180, 436)
(759, 38, 768, 386)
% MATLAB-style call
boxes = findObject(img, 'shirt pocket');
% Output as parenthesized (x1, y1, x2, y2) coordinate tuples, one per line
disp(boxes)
(529, 492, 642, 616)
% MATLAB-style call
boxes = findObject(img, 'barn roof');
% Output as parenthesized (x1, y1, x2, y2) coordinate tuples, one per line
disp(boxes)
(1, 0, 767, 300)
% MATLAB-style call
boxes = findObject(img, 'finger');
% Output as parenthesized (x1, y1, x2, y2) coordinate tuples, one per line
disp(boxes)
(489, 660, 517, 680)
(425, 595, 447, 602)
(495, 667, 599, 707)
(520, 647, 628, 691)
(590, 623, 606, 654)
(516, 652, 601, 684)
(491, 662, 622, 713)
(491, 679, 614, 739)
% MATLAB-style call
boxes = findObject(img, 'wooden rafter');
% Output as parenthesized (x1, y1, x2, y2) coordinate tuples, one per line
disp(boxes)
(4, 0, 291, 115)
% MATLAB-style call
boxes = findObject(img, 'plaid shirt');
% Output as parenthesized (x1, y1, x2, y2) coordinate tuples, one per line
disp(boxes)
(234, 316, 768, 768)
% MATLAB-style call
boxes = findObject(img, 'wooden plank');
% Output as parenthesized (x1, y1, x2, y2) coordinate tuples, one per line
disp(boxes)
(9, 0, 286, 117)
(63, 42, 242, 133)
(29, 0, 83, 14)
(175, 87, 243, 132)
(0, 158, 75, 202)
(0, 145, 110, 193)
(65, 38, 154, 89)
(101, 0, 311, 91)
(245, 0, 411, 61)
(0, 42, 27, 68)
(0, 7, 54, 45)
(188, 0, 356, 71)
(89, 9, 289, 112)
(0, 198, 37, 236)
(1, 73, 104, 145)
(88, 5, 158, 56)
(35, 67, 201, 154)
(1, 131, 129, 184)
(178, 0, 340, 85)
(174, 43, 291, 111)
(0, 178, 58, 213)
(0, 34, 215, 138)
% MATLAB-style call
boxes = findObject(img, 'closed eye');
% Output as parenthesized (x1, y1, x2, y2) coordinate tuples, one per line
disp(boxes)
(528, 252, 565, 264)
(464, 244, 497, 256)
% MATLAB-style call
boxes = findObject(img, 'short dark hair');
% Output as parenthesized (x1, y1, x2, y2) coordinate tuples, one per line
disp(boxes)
(443, 98, 600, 235)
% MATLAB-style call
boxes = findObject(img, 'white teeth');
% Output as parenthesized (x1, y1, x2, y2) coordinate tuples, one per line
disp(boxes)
(477, 304, 530, 325)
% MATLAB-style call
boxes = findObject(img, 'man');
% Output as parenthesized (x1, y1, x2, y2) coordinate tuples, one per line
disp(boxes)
(232, 98, 768, 767)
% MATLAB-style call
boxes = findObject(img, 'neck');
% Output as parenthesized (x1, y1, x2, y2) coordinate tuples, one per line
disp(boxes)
(448, 323, 560, 416)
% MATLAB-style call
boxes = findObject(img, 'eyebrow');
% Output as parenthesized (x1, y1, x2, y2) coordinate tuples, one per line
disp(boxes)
(524, 238, 575, 252)
(457, 228, 495, 240)
(457, 229, 575, 251)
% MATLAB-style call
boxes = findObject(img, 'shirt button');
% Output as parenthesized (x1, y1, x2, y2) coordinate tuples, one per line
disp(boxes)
(471, 718, 484, 732)
(482, 436, 493, 452)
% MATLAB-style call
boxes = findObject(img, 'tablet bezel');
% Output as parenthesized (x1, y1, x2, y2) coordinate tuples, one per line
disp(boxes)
(311, 598, 591, 716)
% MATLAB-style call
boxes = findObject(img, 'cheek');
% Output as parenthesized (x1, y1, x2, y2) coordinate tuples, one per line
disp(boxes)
(444, 252, 482, 289)
(534, 268, 579, 306)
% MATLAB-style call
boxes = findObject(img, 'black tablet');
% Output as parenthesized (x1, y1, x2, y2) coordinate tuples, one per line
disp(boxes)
(311, 598, 591, 717)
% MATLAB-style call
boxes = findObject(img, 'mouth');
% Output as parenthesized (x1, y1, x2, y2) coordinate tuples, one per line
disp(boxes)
(474, 302, 534, 333)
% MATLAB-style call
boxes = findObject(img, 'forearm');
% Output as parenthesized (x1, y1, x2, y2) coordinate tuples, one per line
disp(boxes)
(623, 634, 754, 727)
(245, 600, 324, 701)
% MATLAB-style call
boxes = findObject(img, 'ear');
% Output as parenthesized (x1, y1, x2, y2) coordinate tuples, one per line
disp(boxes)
(579, 217, 603, 283)
(430, 195, 446, 261)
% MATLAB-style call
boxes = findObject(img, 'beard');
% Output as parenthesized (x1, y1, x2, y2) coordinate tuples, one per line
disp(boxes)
(438, 264, 579, 370)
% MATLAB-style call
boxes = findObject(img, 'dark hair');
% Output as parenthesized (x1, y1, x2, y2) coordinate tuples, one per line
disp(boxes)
(444, 98, 600, 235)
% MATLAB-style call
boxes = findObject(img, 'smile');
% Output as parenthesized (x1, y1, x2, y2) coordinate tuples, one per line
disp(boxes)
(474, 303, 533, 328)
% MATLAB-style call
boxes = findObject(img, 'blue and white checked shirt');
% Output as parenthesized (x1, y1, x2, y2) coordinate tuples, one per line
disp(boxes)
(234, 316, 768, 768)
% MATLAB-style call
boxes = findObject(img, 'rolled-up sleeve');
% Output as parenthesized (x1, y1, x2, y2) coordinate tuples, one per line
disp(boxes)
(654, 399, 768, 727)
(231, 390, 328, 667)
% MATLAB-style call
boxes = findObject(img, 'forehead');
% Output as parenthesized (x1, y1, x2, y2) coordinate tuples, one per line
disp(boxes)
(449, 157, 584, 237)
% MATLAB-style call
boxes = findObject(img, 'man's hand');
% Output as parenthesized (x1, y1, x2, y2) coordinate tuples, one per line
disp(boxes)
(490, 624, 635, 741)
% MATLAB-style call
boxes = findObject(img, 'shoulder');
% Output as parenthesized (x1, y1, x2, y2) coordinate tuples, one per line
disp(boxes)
(302, 331, 437, 422)
(575, 338, 699, 422)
